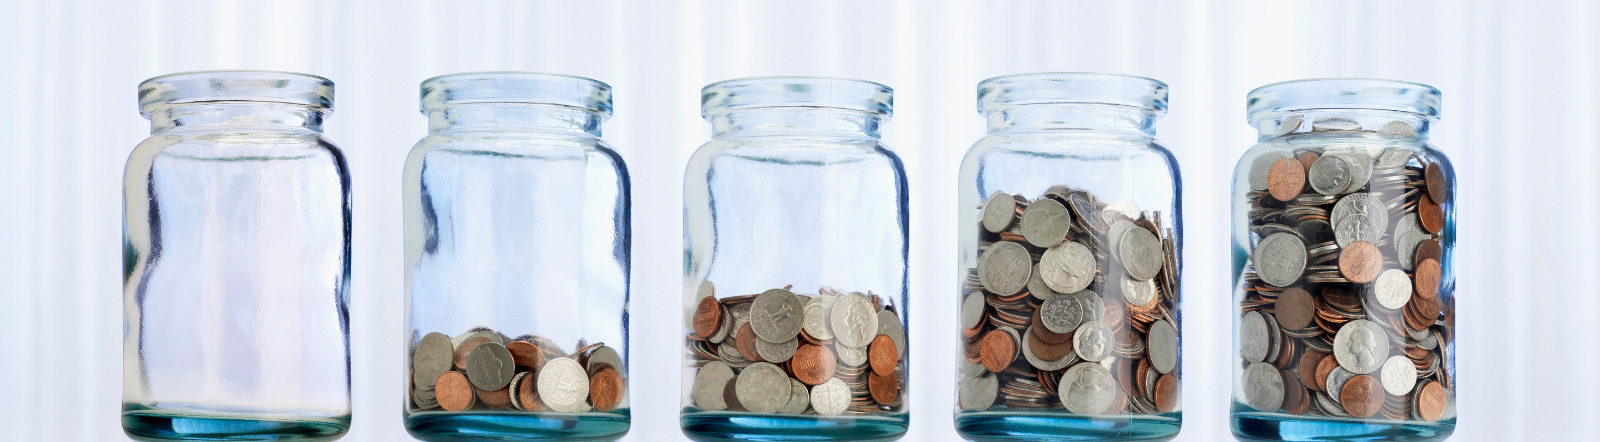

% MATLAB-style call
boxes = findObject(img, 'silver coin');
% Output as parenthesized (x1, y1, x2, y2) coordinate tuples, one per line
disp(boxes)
(1068, 192, 1105, 233)
(1337, 152, 1373, 193)
(1248, 150, 1292, 191)
(1375, 146, 1413, 168)
(466, 342, 516, 391)
(836, 342, 868, 367)
(586, 345, 622, 374)
(412, 332, 454, 391)
(751, 289, 804, 343)
(755, 336, 799, 363)
(1379, 121, 1418, 137)
(538, 358, 591, 412)
(717, 341, 747, 365)
(452, 330, 504, 349)
(780, 378, 810, 414)
(1373, 269, 1412, 310)
(1312, 116, 1361, 131)
(1243, 361, 1285, 412)
(1148, 319, 1178, 374)
(1040, 290, 1094, 335)
(1107, 220, 1136, 261)
(982, 191, 1019, 233)
(1022, 326, 1077, 371)
(1380, 355, 1418, 396)
(1040, 241, 1096, 294)
(1333, 319, 1389, 374)
(1119, 226, 1164, 281)
(1028, 263, 1056, 301)
(1021, 198, 1073, 248)
(1103, 201, 1141, 222)
(1334, 214, 1378, 248)
(803, 294, 838, 341)
(1121, 274, 1157, 308)
(506, 372, 527, 410)
(961, 360, 987, 378)
(1240, 311, 1270, 363)
(1315, 390, 1349, 417)
(878, 310, 906, 358)
(708, 305, 733, 344)
(1394, 213, 1426, 271)
(1252, 233, 1307, 287)
(960, 292, 986, 330)
(1324, 367, 1355, 405)
(691, 360, 735, 411)
(1060, 362, 1117, 415)
(829, 293, 879, 348)
(1274, 115, 1303, 137)
(1330, 193, 1388, 239)
(1308, 154, 1354, 196)
(734, 362, 791, 414)
(959, 373, 1000, 411)
(1073, 321, 1114, 362)
(810, 378, 851, 416)
(978, 241, 1032, 296)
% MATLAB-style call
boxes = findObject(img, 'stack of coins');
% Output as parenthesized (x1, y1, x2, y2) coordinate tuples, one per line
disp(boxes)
(410, 327, 625, 414)
(1237, 118, 1454, 422)
(687, 282, 907, 416)
(958, 187, 1180, 416)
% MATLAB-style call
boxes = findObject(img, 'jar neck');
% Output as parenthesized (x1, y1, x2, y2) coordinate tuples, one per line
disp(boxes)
(148, 102, 325, 134)
(985, 104, 1159, 136)
(428, 104, 604, 136)
(1255, 109, 1433, 141)
(709, 108, 883, 138)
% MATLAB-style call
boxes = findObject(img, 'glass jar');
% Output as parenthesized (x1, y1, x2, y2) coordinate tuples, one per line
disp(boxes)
(679, 77, 909, 441)
(122, 71, 351, 441)
(1229, 79, 1455, 441)
(401, 72, 631, 441)
(953, 73, 1183, 441)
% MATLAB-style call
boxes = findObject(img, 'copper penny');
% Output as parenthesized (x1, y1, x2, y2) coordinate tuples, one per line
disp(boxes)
(454, 337, 490, 371)
(1339, 374, 1385, 418)
(1413, 239, 1442, 267)
(1275, 287, 1316, 331)
(505, 341, 546, 371)
(868, 371, 900, 405)
(1339, 241, 1383, 284)
(1418, 193, 1444, 234)
(1154, 374, 1179, 413)
(589, 366, 623, 412)
(978, 329, 1017, 373)
(1029, 326, 1074, 362)
(476, 385, 512, 409)
(1297, 351, 1328, 391)
(791, 343, 836, 386)
(1296, 152, 1319, 176)
(1280, 370, 1308, 415)
(1314, 352, 1338, 392)
(868, 334, 898, 376)
(692, 295, 723, 338)
(734, 323, 765, 363)
(1414, 258, 1441, 300)
(435, 371, 476, 412)
(1417, 380, 1448, 421)
(517, 371, 548, 412)
(1268, 157, 1307, 202)
(1424, 161, 1447, 204)
(721, 377, 744, 412)
(1030, 307, 1071, 344)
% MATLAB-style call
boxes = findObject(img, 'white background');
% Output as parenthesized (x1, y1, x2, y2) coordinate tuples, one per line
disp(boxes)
(1, 1, 1596, 441)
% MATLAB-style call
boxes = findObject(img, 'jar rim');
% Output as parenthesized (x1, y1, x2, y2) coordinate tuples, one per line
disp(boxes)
(138, 70, 335, 116)
(420, 71, 612, 118)
(977, 72, 1168, 115)
(1247, 78, 1441, 123)
(701, 76, 893, 119)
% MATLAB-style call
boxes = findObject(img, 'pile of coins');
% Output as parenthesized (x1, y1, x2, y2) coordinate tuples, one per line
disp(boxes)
(410, 327, 625, 414)
(686, 282, 907, 416)
(958, 187, 1180, 416)
(1237, 117, 1454, 422)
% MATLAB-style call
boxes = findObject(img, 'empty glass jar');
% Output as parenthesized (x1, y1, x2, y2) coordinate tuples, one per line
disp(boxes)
(954, 73, 1183, 441)
(401, 72, 631, 441)
(122, 70, 351, 441)
(680, 77, 910, 441)
(1229, 79, 1456, 441)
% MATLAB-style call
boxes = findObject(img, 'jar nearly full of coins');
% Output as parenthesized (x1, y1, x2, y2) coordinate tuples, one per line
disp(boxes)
(402, 73, 630, 441)
(681, 77, 909, 441)
(955, 73, 1183, 441)
(122, 71, 351, 441)
(1230, 79, 1455, 441)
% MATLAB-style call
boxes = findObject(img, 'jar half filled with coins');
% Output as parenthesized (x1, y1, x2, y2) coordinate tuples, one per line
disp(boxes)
(1230, 79, 1455, 442)
(681, 77, 909, 441)
(954, 73, 1183, 442)
(403, 72, 630, 441)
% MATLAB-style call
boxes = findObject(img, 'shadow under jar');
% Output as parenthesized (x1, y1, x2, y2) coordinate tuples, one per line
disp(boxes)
(954, 73, 1183, 442)
(402, 72, 631, 442)
(122, 71, 352, 441)
(680, 77, 910, 442)
(1229, 79, 1456, 442)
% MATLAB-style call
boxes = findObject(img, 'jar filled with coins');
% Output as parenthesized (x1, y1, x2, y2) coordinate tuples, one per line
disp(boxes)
(402, 72, 630, 441)
(954, 73, 1183, 441)
(1230, 79, 1455, 441)
(681, 77, 909, 441)
(122, 71, 352, 441)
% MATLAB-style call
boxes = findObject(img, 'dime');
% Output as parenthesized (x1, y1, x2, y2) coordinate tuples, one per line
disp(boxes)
(693, 295, 723, 338)
(466, 343, 516, 391)
(1379, 355, 1417, 396)
(1417, 381, 1448, 421)
(979, 328, 1019, 372)
(1268, 157, 1306, 202)
(878, 310, 906, 358)
(692, 361, 736, 411)
(1148, 320, 1178, 374)
(435, 371, 476, 412)
(1334, 214, 1378, 248)
(1060, 362, 1117, 415)
(1333, 319, 1388, 374)
(1240, 311, 1270, 363)
(960, 372, 1001, 411)
(1338, 241, 1382, 284)
(1154, 374, 1180, 413)
(1039, 241, 1096, 294)
(979, 241, 1032, 296)
(803, 294, 837, 341)
(1021, 198, 1073, 248)
(586, 345, 622, 374)
(960, 292, 987, 330)
(1040, 290, 1096, 335)
(1275, 287, 1315, 331)
(538, 358, 591, 413)
(829, 293, 879, 348)
(751, 289, 804, 343)
(1119, 227, 1165, 281)
(1249, 150, 1292, 191)
(735, 362, 791, 414)
(1073, 321, 1114, 363)
(791, 343, 837, 386)
(869, 371, 901, 405)
(1253, 233, 1307, 287)
(868, 334, 899, 376)
(413, 332, 454, 391)
(810, 378, 851, 416)
(1308, 154, 1353, 196)
(1373, 269, 1413, 310)
(507, 371, 528, 411)
(756, 336, 799, 363)
(506, 340, 547, 371)
(1340, 374, 1384, 418)
(1243, 361, 1284, 412)
(779, 379, 810, 414)
(982, 191, 1021, 233)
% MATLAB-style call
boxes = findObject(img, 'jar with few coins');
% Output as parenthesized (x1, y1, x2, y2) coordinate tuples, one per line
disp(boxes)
(1230, 79, 1456, 442)
(954, 72, 1183, 442)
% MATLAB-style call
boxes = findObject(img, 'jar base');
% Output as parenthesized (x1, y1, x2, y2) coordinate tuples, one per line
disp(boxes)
(405, 410, 631, 442)
(122, 406, 350, 442)
(955, 410, 1181, 442)
(680, 410, 908, 442)
(1232, 411, 1455, 442)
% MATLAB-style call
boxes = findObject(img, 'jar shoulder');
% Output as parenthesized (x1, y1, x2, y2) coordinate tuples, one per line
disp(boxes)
(687, 135, 899, 166)
(407, 131, 627, 168)
(127, 128, 343, 166)
(962, 132, 1177, 171)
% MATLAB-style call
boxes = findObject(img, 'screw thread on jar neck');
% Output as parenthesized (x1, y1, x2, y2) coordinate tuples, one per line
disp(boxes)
(985, 104, 1159, 136)
(709, 108, 883, 138)
(427, 103, 604, 136)
(148, 102, 326, 134)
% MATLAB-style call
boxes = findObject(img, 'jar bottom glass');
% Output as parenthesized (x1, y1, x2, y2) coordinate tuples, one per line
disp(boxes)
(680, 412, 909, 442)
(956, 411, 1180, 442)
(406, 411, 631, 442)
(1232, 411, 1455, 442)
(121, 403, 350, 442)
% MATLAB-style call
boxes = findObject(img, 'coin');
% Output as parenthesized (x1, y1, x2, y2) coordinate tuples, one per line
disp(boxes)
(756, 336, 799, 363)
(1280, 370, 1308, 415)
(538, 358, 591, 413)
(435, 371, 475, 412)
(868, 334, 898, 376)
(1022, 326, 1074, 371)
(1107, 220, 1136, 261)
(869, 371, 900, 405)
(1297, 351, 1328, 391)
(878, 310, 906, 358)
(477, 384, 512, 409)
(1338, 241, 1382, 284)
(1417, 380, 1448, 421)
(1336, 152, 1373, 193)
(1373, 269, 1413, 310)
(466, 342, 516, 391)
(979, 241, 1032, 296)
(1148, 319, 1178, 374)
(505, 341, 547, 371)
(1068, 192, 1105, 233)
(810, 378, 851, 416)
(413, 332, 454, 391)
(692, 361, 735, 411)
(1308, 154, 1353, 196)
(1250, 150, 1292, 191)
(1040, 241, 1096, 293)
(836, 342, 868, 367)
(1334, 214, 1378, 248)
(1243, 361, 1284, 412)
(791, 343, 837, 386)
(1268, 157, 1306, 202)
(1424, 162, 1447, 204)
(1379, 355, 1417, 396)
(1414, 259, 1441, 300)
(1021, 198, 1073, 248)
(751, 289, 804, 343)
(1154, 374, 1179, 413)
(982, 191, 1021, 233)
(1253, 233, 1307, 287)
(454, 336, 491, 371)
(507, 372, 529, 411)
(1041, 290, 1095, 335)
(1393, 213, 1427, 271)
(1120, 227, 1165, 281)
(1275, 287, 1315, 331)
(979, 328, 1018, 372)
(735, 323, 765, 363)
(583, 366, 621, 412)
(959, 372, 1000, 411)
(693, 295, 723, 338)
(586, 345, 622, 374)
(1418, 193, 1444, 233)
(1379, 121, 1417, 136)
(1333, 319, 1389, 374)
(1331, 193, 1388, 240)
(803, 294, 838, 341)
(960, 292, 987, 330)
(1121, 275, 1157, 308)
(779, 379, 810, 414)
(1240, 311, 1270, 363)
(1340, 374, 1385, 418)
(1060, 362, 1117, 415)
(830, 293, 879, 348)
(734, 362, 791, 414)
(1073, 321, 1114, 363)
